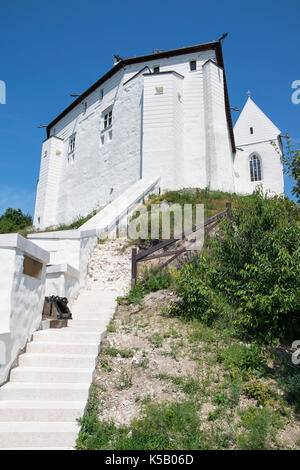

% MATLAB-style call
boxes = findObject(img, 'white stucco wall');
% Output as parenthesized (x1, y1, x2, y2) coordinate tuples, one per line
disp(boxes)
(46, 264, 80, 307)
(203, 60, 234, 192)
(28, 230, 98, 286)
(0, 234, 49, 385)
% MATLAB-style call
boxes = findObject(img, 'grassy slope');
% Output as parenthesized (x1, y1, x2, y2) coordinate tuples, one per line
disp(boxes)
(77, 289, 300, 450)
(76, 188, 299, 450)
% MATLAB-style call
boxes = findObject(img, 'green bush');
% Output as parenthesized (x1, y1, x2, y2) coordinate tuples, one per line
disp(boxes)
(171, 257, 217, 324)
(243, 381, 276, 406)
(173, 191, 300, 343)
(212, 191, 300, 342)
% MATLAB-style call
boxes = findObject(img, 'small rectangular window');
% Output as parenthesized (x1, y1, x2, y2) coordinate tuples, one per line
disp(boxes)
(250, 127, 254, 134)
(69, 134, 76, 153)
(190, 60, 196, 71)
(153, 65, 160, 73)
(155, 86, 164, 94)
(108, 130, 112, 141)
(104, 110, 112, 129)
(100, 89, 104, 101)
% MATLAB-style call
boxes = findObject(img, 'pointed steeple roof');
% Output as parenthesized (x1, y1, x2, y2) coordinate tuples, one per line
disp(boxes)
(234, 94, 281, 146)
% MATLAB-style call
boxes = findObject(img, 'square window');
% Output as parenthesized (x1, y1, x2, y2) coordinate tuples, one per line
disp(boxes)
(190, 60, 196, 71)
(153, 65, 160, 73)
(155, 86, 164, 94)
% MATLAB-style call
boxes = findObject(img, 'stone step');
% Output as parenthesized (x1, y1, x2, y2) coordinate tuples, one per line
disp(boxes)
(72, 313, 112, 320)
(19, 353, 97, 369)
(0, 422, 79, 449)
(71, 297, 116, 314)
(10, 366, 94, 384)
(33, 329, 105, 343)
(0, 382, 90, 401)
(0, 400, 86, 422)
(27, 341, 100, 355)
(66, 321, 108, 331)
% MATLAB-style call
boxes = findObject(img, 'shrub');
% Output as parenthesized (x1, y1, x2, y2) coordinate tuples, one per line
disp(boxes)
(212, 191, 300, 342)
(173, 191, 300, 343)
(0, 208, 32, 233)
(171, 256, 217, 324)
(243, 381, 276, 406)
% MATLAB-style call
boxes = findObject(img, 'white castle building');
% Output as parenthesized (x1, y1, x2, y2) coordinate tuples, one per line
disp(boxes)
(33, 41, 284, 230)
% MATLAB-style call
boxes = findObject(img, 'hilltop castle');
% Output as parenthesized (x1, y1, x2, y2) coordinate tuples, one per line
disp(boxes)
(33, 41, 284, 230)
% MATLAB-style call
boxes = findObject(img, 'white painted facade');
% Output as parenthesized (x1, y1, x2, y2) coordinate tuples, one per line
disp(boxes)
(0, 234, 49, 384)
(233, 95, 284, 195)
(34, 42, 284, 230)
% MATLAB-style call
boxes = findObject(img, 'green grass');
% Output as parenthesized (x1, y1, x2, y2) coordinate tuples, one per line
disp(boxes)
(275, 358, 300, 413)
(126, 268, 173, 305)
(217, 343, 266, 380)
(237, 407, 283, 450)
(155, 374, 199, 397)
(104, 345, 135, 358)
(20, 209, 100, 238)
(45, 211, 97, 232)
(146, 188, 233, 222)
(77, 399, 204, 450)
(147, 333, 164, 349)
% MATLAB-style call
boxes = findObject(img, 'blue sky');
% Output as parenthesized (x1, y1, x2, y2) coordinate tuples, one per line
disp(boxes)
(0, 0, 299, 216)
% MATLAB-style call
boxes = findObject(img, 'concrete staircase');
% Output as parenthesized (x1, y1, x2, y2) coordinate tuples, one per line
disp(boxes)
(0, 291, 116, 449)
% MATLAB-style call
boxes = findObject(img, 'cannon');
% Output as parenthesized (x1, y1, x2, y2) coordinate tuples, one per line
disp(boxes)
(42, 296, 73, 321)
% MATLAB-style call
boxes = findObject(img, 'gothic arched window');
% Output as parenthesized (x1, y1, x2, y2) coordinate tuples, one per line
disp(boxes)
(249, 154, 262, 182)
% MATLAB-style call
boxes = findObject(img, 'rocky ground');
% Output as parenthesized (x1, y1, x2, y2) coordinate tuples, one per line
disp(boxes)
(85, 238, 132, 296)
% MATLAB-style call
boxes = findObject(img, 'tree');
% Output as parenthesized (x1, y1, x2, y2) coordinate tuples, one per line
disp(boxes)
(0, 208, 32, 234)
(278, 134, 300, 203)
